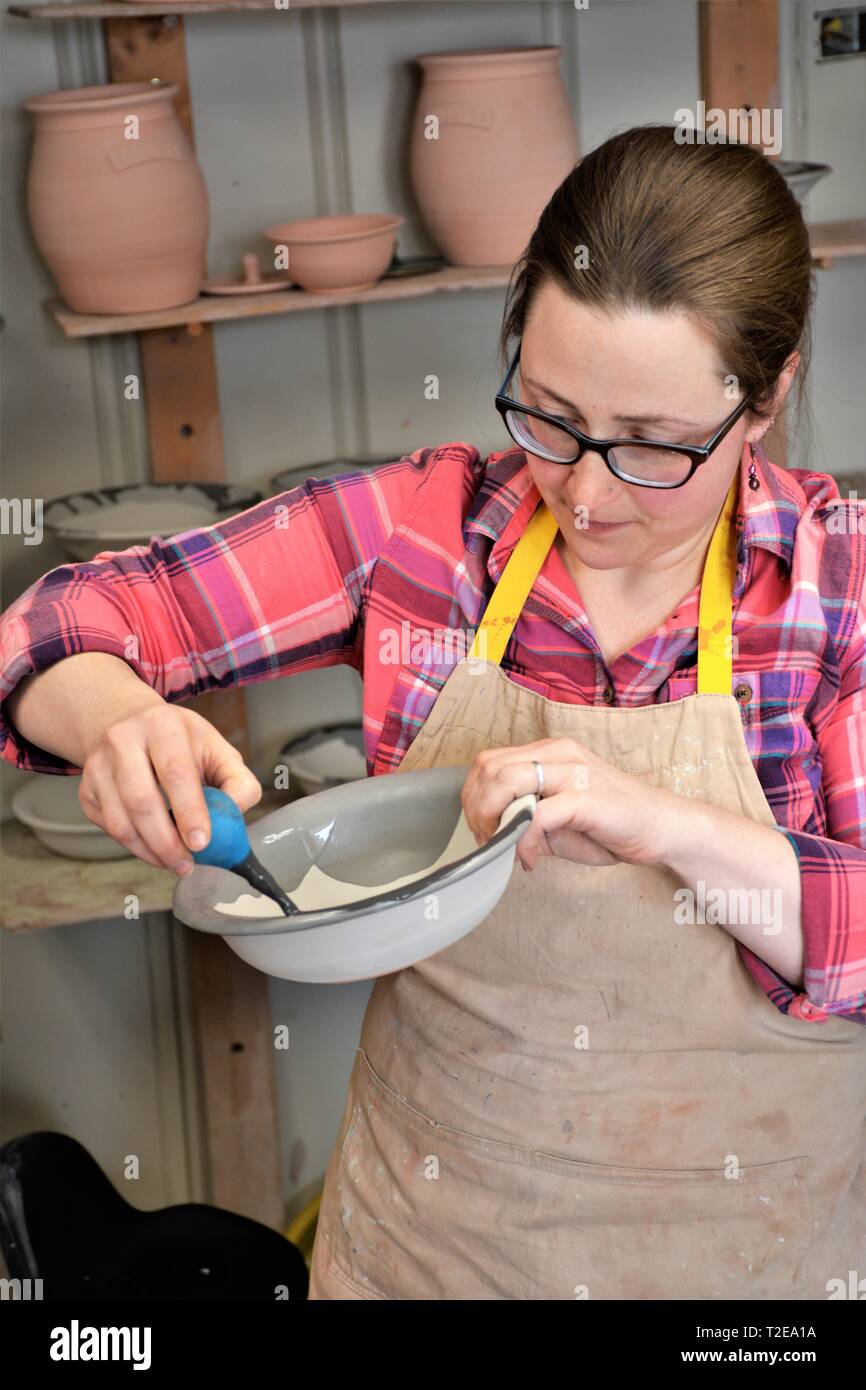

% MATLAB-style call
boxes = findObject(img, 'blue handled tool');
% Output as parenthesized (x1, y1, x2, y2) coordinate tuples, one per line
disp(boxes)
(179, 786, 298, 917)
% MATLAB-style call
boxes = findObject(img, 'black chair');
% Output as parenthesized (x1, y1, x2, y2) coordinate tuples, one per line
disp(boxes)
(0, 1131, 308, 1299)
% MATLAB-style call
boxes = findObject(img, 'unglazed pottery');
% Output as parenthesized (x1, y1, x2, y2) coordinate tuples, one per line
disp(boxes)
(44, 482, 262, 561)
(202, 251, 293, 295)
(409, 46, 578, 267)
(25, 82, 208, 313)
(270, 454, 394, 492)
(775, 159, 832, 203)
(173, 765, 536, 983)
(279, 723, 367, 796)
(263, 213, 403, 293)
(12, 776, 132, 861)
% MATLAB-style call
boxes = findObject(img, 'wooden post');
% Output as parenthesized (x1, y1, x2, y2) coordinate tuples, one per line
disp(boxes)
(698, 0, 780, 119)
(698, 1, 787, 467)
(103, 13, 226, 482)
(101, 9, 284, 1232)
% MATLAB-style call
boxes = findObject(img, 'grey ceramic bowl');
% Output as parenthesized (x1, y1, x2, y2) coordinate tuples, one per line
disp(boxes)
(44, 482, 263, 562)
(12, 775, 132, 860)
(279, 722, 366, 796)
(172, 765, 536, 983)
(270, 455, 395, 494)
(776, 159, 832, 203)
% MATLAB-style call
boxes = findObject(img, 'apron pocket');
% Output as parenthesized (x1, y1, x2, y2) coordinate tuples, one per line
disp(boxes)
(326, 1048, 814, 1301)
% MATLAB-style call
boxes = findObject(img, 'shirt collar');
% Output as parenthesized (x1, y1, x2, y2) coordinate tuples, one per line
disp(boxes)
(464, 447, 541, 582)
(736, 437, 799, 572)
(468, 438, 800, 582)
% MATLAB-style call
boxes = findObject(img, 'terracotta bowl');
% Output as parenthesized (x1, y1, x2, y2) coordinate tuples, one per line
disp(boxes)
(263, 213, 403, 293)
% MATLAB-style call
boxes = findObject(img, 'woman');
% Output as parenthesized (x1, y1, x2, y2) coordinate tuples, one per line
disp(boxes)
(2, 126, 864, 1300)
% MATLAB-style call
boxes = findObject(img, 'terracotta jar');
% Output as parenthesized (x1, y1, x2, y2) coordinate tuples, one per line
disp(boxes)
(24, 82, 208, 313)
(409, 47, 578, 267)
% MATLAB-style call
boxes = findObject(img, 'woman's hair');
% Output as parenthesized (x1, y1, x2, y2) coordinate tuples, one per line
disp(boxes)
(500, 124, 814, 423)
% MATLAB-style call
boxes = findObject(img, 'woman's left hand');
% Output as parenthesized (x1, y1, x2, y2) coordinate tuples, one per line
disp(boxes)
(461, 737, 683, 870)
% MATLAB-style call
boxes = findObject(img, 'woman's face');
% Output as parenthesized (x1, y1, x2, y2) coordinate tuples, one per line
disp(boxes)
(517, 279, 770, 573)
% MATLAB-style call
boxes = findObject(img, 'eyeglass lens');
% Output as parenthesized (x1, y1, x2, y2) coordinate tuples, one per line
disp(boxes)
(504, 408, 694, 486)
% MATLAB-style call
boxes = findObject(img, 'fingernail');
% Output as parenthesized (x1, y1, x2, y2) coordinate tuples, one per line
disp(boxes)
(173, 860, 193, 876)
(189, 830, 207, 850)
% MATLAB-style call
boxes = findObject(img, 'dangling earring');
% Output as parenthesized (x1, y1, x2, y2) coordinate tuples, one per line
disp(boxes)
(747, 441, 760, 491)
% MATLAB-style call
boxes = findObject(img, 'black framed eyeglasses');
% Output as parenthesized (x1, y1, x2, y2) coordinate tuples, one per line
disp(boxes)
(494, 343, 752, 489)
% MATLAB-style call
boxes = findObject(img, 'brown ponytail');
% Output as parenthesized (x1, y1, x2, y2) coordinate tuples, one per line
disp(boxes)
(500, 124, 814, 423)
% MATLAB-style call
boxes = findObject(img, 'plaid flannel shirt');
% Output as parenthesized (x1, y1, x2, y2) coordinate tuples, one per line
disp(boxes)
(2, 440, 864, 1024)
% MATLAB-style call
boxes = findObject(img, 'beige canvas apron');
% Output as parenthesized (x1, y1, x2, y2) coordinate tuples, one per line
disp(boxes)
(308, 478, 866, 1301)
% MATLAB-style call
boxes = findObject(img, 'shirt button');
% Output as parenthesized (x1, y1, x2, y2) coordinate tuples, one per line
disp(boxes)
(734, 682, 752, 704)
(601, 683, 615, 704)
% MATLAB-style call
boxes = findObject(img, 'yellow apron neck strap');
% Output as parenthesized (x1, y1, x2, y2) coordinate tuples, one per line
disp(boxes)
(468, 472, 740, 696)
(468, 503, 559, 666)
(696, 469, 739, 695)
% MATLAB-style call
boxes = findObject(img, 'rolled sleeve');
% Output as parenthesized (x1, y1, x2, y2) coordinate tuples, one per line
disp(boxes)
(1, 454, 434, 775)
(739, 637, 866, 1027)
(779, 828, 866, 1022)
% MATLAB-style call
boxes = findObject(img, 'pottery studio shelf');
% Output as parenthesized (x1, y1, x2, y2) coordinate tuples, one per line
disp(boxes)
(807, 218, 866, 268)
(1, 821, 174, 932)
(43, 224, 866, 339)
(1, 789, 288, 933)
(47, 265, 511, 338)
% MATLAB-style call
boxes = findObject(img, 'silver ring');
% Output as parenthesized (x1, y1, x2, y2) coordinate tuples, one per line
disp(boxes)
(532, 759, 545, 796)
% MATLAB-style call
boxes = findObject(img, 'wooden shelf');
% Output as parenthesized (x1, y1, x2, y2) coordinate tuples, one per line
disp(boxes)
(1, 820, 174, 932)
(808, 218, 866, 268)
(42, 219, 866, 340)
(47, 264, 511, 338)
(10, 0, 421, 18)
(1, 789, 291, 933)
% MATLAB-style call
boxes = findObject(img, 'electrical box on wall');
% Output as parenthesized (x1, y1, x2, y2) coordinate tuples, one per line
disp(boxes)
(814, 7, 866, 59)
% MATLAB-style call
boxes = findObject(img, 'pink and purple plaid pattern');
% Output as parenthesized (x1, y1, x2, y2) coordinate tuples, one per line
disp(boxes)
(2, 440, 864, 1024)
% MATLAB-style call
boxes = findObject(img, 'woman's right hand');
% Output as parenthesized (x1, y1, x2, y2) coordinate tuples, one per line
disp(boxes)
(78, 702, 262, 874)
(6, 652, 261, 873)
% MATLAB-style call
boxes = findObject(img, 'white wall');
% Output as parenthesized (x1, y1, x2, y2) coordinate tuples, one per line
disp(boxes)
(784, 0, 866, 476)
(2, 0, 864, 1230)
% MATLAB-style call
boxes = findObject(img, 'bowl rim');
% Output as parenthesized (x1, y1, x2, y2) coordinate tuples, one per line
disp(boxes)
(44, 481, 263, 529)
(11, 778, 102, 835)
(269, 455, 395, 491)
(25, 82, 180, 113)
(414, 45, 563, 67)
(279, 722, 366, 781)
(263, 213, 403, 246)
(775, 159, 832, 175)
